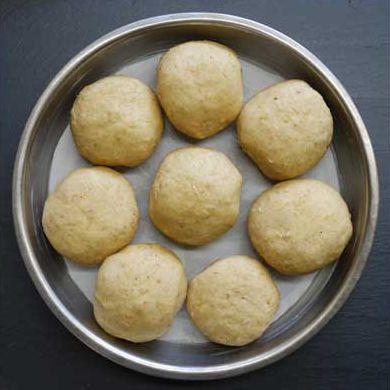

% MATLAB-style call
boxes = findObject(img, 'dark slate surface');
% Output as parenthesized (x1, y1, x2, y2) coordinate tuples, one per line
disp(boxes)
(0, 1, 389, 389)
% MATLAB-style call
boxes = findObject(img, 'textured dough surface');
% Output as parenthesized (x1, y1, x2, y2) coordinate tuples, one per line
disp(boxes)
(187, 256, 280, 346)
(157, 41, 243, 139)
(42, 167, 139, 265)
(71, 75, 163, 167)
(237, 79, 333, 180)
(149, 147, 242, 245)
(94, 244, 187, 342)
(248, 179, 353, 275)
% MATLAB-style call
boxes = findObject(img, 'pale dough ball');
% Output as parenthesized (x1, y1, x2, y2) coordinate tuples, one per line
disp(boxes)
(237, 79, 333, 180)
(42, 167, 139, 265)
(157, 41, 243, 139)
(248, 179, 353, 275)
(149, 147, 242, 245)
(187, 256, 280, 346)
(71, 75, 163, 167)
(93, 244, 187, 343)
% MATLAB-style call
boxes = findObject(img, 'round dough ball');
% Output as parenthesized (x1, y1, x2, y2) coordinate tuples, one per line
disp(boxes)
(149, 147, 242, 246)
(248, 179, 353, 275)
(93, 244, 187, 343)
(237, 79, 333, 180)
(71, 75, 163, 167)
(187, 256, 280, 346)
(157, 41, 243, 139)
(42, 167, 139, 265)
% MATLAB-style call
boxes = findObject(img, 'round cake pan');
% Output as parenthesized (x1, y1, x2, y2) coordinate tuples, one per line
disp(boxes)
(13, 13, 378, 380)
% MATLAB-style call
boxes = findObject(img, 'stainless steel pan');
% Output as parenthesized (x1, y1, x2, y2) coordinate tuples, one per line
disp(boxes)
(13, 13, 379, 379)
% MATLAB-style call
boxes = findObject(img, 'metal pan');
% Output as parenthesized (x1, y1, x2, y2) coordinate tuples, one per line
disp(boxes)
(13, 13, 379, 380)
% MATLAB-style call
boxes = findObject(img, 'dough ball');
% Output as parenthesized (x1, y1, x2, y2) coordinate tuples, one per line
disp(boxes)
(42, 167, 139, 265)
(248, 179, 353, 275)
(71, 75, 163, 167)
(157, 41, 243, 139)
(93, 244, 187, 343)
(237, 79, 333, 180)
(187, 256, 280, 346)
(149, 147, 242, 245)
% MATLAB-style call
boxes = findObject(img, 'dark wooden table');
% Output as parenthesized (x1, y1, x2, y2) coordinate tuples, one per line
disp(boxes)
(1, 1, 389, 389)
